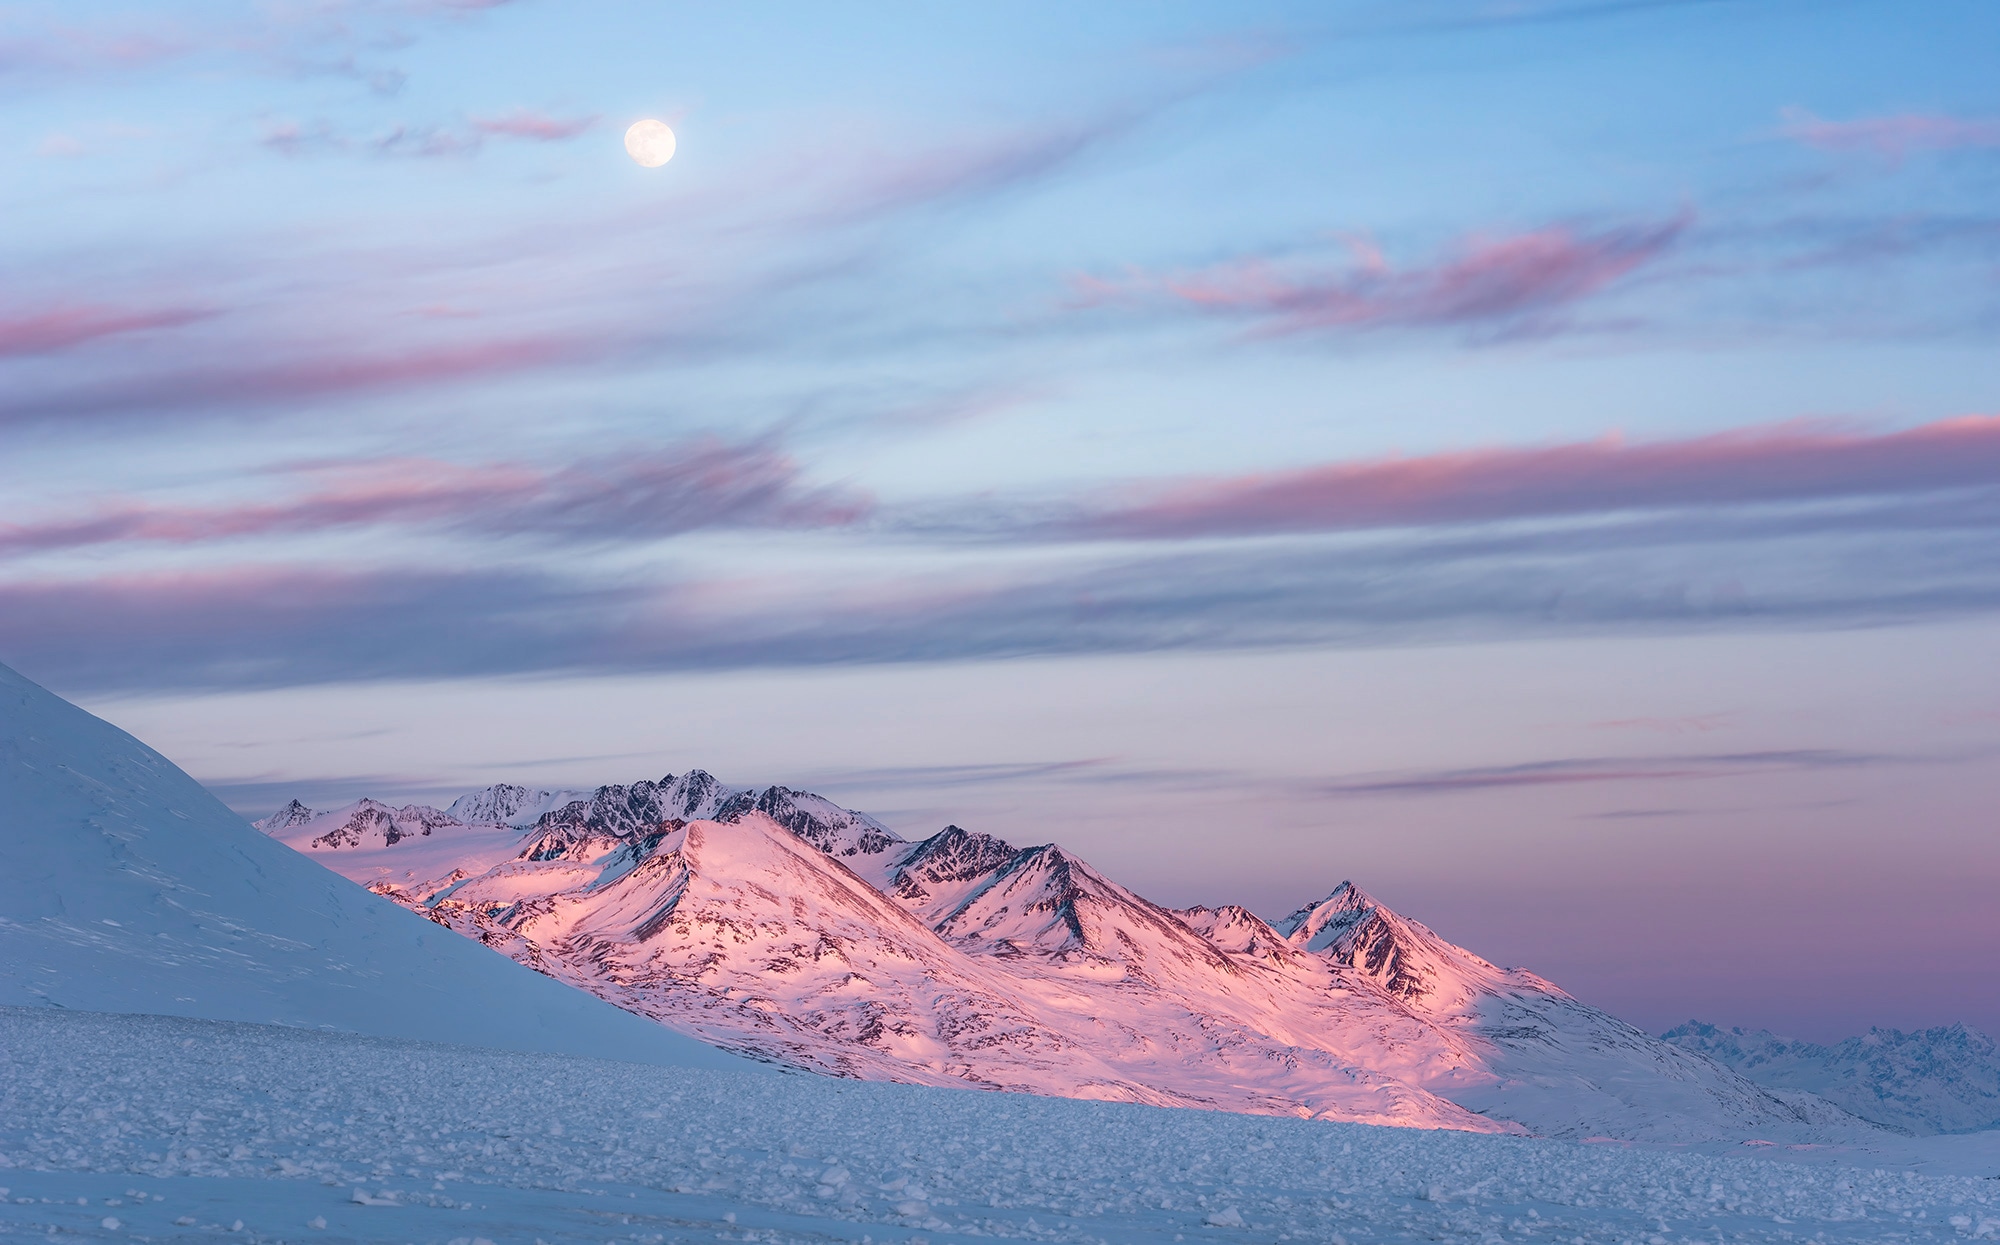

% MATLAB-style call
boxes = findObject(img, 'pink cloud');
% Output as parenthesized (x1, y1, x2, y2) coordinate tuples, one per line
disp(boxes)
(264, 109, 597, 160)
(0, 304, 211, 358)
(1079, 216, 1686, 336)
(0, 440, 869, 558)
(0, 21, 190, 75)
(4, 333, 593, 421)
(1780, 108, 2000, 161)
(471, 109, 598, 142)
(1066, 414, 2000, 540)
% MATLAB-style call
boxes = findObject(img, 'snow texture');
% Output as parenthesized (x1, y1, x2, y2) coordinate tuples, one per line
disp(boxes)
(4, 1006, 1999, 1245)
(1664, 1021, 2000, 1136)
(0, 660, 749, 1073)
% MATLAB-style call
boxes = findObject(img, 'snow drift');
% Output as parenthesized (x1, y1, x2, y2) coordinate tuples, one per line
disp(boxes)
(0, 659, 748, 1072)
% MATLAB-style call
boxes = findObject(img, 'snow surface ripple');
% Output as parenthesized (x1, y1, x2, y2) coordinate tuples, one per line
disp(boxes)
(3, 1008, 1998, 1244)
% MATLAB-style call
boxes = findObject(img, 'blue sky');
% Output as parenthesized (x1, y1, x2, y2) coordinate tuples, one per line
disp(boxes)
(5, 0, 1998, 1039)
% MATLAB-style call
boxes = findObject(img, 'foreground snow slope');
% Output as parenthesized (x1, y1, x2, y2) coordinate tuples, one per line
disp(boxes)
(0, 661, 746, 1071)
(267, 774, 1845, 1142)
(1664, 1020, 2000, 1135)
(3, 1008, 1996, 1245)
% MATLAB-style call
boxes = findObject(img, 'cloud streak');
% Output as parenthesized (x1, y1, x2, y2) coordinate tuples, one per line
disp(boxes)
(0, 440, 868, 558)
(1038, 415, 2000, 541)
(1780, 108, 2000, 161)
(1, 333, 593, 423)
(9, 480, 2000, 694)
(1074, 216, 1687, 338)
(266, 108, 600, 158)
(470, 108, 597, 142)
(0, 304, 212, 358)
(1312, 749, 1891, 798)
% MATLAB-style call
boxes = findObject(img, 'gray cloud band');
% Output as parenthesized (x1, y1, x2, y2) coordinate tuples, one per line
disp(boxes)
(6, 498, 1999, 694)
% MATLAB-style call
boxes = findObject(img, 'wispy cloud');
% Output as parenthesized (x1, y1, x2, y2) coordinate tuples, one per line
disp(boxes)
(0, 440, 868, 559)
(0, 17, 190, 76)
(469, 108, 597, 142)
(1780, 108, 2000, 162)
(800, 760, 1118, 790)
(830, 116, 1131, 221)
(0, 304, 212, 358)
(1023, 414, 2000, 542)
(1073, 215, 1687, 338)
(0, 1, 510, 86)
(1, 333, 591, 423)
(264, 108, 599, 158)
(10, 482, 2000, 693)
(1312, 749, 1890, 797)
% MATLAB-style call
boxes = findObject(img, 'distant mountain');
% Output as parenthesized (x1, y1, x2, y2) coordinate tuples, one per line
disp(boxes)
(1661, 1020, 2000, 1135)
(0, 660, 748, 1073)
(256, 770, 1866, 1143)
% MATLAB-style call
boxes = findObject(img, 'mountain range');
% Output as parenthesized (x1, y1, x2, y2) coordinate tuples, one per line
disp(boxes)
(256, 770, 1871, 1142)
(1662, 1020, 2000, 1135)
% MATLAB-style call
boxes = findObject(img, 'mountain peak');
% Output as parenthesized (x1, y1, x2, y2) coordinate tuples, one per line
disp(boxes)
(444, 783, 582, 827)
(1274, 879, 1379, 946)
(1273, 882, 1513, 1013)
(732, 785, 903, 858)
(253, 798, 315, 834)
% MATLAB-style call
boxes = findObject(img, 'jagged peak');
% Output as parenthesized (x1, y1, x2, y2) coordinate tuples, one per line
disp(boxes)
(1175, 904, 1293, 959)
(901, 824, 1018, 876)
(443, 783, 573, 827)
(1275, 879, 1380, 945)
(1274, 881, 1512, 1012)
(661, 769, 738, 819)
(252, 799, 315, 833)
(719, 785, 903, 857)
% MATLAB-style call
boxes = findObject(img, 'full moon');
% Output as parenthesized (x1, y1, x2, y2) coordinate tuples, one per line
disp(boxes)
(624, 119, 677, 168)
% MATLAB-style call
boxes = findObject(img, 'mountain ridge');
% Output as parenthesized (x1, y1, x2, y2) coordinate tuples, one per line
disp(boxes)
(257, 772, 1870, 1142)
(1662, 1019, 2000, 1135)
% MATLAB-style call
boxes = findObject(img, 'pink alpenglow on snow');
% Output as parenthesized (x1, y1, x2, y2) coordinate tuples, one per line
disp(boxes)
(258, 770, 1871, 1143)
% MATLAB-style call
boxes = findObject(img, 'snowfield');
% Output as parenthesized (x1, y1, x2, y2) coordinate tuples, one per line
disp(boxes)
(5, 1008, 1999, 1245)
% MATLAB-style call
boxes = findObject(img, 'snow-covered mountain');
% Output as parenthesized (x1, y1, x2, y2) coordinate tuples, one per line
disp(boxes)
(1662, 1020, 2000, 1135)
(0, 659, 747, 1073)
(260, 769, 1862, 1142)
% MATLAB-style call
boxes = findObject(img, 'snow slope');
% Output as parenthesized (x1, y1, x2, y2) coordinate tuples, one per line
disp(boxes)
(1664, 1020, 2000, 1135)
(0, 660, 747, 1071)
(264, 769, 1850, 1142)
(4, 1006, 1997, 1245)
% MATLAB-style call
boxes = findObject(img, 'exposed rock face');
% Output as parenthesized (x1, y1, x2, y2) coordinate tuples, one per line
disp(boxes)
(258, 770, 1873, 1142)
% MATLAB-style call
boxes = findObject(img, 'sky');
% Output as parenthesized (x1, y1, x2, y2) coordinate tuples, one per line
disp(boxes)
(4, 0, 1998, 1043)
